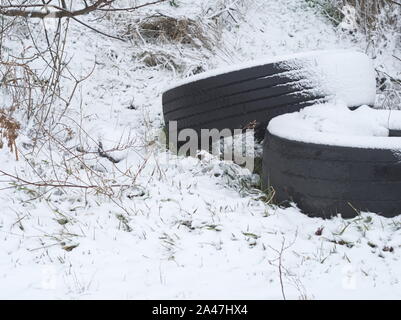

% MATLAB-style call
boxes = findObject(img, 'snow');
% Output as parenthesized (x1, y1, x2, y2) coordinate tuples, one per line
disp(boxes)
(281, 50, 377, 107)
(268, 102, 401, 150)
(165, 49, 350, 89)
(0, 0, 400, 300)
(166, 50, 377, 108)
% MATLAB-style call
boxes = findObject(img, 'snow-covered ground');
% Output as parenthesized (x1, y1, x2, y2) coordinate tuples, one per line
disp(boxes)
(0, 0, 400, 299)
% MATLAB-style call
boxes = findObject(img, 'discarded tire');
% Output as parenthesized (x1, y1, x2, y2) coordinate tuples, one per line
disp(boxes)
(263, 104, 401, 218)
(163, 50, 376, 139)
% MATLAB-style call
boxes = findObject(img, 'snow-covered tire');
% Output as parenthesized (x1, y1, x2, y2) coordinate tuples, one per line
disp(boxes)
(162, 50, 376, 139)
(262, 105, 401, 218)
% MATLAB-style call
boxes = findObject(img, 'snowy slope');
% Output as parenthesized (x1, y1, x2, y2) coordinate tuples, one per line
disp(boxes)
(0, 0, 400, 299)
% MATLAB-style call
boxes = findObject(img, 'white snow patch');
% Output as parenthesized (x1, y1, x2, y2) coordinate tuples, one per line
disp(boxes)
(268, 102, 401, 150)
(282, 50, 376, 107)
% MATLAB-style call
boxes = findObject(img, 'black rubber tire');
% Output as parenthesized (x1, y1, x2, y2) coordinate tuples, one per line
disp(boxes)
(262, 132, 401, 218)
(163, 61, 326, 140)
(390, 129, 401, 137)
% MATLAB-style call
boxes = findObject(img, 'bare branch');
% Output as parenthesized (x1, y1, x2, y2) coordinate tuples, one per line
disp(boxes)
(97, 0, 169, 12)
(0, 168, 131, 190)
(0, 0, 115, 19)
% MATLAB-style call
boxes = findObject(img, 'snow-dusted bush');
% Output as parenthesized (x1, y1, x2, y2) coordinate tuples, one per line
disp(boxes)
(306, 0, 401, 109)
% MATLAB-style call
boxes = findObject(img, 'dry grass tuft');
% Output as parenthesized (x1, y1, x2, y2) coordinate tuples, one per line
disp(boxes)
(139, 50, 181, 69)
(129, 15, 213, 50)
(0, 109, 20, 160)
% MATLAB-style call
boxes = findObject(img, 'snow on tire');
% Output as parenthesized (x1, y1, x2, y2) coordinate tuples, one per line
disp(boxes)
(263, 103, 401, 218)
(162, 50, 376, 139)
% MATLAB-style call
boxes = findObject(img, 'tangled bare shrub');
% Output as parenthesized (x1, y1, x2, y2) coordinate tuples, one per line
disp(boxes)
(307, 0, 401, 109)
(341, 1, 398, 29)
